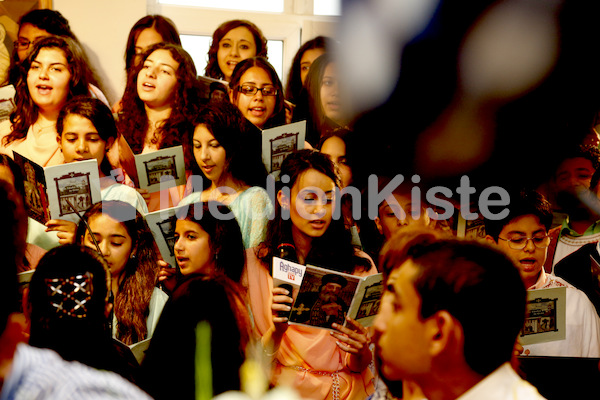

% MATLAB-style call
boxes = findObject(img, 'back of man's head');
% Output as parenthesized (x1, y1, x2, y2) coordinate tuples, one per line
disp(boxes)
(484, 189, 553, 241)
(380, 228, 526, 376)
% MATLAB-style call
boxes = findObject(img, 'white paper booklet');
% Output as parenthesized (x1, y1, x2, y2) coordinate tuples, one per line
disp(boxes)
(13, 151, 101, 224)
(261, 121, 306, 179)
(134, 146, 186, 193)
(519, 286, 567, 345)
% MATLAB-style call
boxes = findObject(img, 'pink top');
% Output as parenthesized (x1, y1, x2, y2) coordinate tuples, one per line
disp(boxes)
(244, 248, 376, 400)
(0, 120, 63, 167)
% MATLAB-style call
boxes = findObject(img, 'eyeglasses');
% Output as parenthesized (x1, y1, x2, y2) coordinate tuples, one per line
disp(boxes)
(498, 234, 551, 250)
(14, 39, 32, 50)
(237, 84, 278, 96)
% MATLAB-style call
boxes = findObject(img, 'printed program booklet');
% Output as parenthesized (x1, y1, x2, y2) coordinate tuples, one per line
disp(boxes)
(134, 146, 186, 193)
(13, 152, 101, 224)
(273, 260, 383, 331)
(145, 205, 188, 267)
(519, 286, 567, 345)
(261, 121, 306, 179)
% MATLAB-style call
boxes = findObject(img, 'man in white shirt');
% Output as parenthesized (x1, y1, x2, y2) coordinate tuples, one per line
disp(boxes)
(374, 227, 546, 400)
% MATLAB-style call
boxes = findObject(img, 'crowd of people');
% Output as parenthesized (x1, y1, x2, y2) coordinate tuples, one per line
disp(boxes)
(1, 5, 600, 400)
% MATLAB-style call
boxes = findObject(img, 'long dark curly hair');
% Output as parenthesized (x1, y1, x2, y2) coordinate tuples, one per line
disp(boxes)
(4, 36, 93, 147)
(256, 149, 372, 274)
(117, 43, 200, 157)
(204, 19, 268, 80)
(75, 200, 161, 345)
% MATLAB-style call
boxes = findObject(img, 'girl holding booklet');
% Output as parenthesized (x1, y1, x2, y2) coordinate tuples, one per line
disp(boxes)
(229, 56, 287, 130)
(44, 96, 148, 245)
(179, 102, 273, 249)
(245, 149, 377, 400)
(117, 42, 201, 211)
(75, 200, 168, 348)
(141, 201, 251, 398)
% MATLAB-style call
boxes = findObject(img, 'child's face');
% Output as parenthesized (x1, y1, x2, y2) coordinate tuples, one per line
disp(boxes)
(84, 214, 133, 280)
(495, 215, 548, 288)
(280, 168, 336, 242)
(376, 192, 430, 240)
(58, 114, 112, 168)
(174, 220, 214, 276)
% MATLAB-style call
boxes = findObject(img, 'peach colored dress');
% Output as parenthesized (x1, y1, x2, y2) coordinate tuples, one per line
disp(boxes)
(0, 120, 63, 167)
(245, 248, 376, 400)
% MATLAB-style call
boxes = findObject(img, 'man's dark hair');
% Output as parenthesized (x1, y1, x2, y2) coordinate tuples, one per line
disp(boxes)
(379, 228, 526, 377)
(483, 189, 553, 241)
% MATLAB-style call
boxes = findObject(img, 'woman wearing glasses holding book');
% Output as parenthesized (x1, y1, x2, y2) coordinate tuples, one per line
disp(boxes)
(229, 56, 287, 130)
(245, 149, 377, 400)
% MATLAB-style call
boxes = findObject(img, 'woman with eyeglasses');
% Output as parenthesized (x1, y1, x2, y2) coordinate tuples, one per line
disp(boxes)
(75, 200, 168, 350)
(229, 56, 287, 130)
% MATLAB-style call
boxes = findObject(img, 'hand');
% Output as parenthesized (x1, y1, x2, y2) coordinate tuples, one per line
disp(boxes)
(284, 100, 295, 125)
(158, 259, 177, 294)
(45, 219, 77, 245)
(331, 317, 372, 372)
(271, 286, 293, 334)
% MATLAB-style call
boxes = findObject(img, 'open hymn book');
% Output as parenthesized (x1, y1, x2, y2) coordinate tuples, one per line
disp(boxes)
(272, 257, 383, 331)
(13, 151, 101, 224)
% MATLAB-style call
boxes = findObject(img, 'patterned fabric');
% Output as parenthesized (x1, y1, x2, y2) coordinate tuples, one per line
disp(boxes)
(0, 344, 152, 400)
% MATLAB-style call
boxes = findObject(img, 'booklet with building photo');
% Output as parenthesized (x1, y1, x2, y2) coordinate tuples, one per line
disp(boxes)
(145, 205, 187, 267)
(284, 263, 383, 331)
(519, 287, 567, 346)
(134, 146, 186, 193)
(13, 152, 101, 225)
(261, 121, 306, 179)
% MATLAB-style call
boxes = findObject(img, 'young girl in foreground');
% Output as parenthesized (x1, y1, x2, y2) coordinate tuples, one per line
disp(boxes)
(75, 200, 168, 347)
(45, 96, 148, 245)
(141, 201, 251, 399)
(179, 101, 272, 249)
(245, 149, 376, 400)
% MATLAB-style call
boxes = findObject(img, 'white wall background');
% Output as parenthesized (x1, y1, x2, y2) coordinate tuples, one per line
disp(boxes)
(53, 0, 339, 106)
